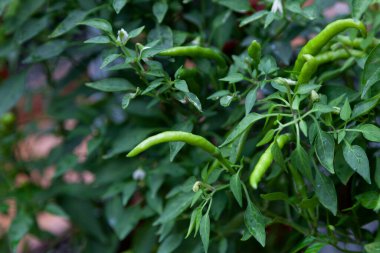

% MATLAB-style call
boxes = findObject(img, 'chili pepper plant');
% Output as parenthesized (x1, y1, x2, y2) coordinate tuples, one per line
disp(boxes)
(0, 0, 380, 253)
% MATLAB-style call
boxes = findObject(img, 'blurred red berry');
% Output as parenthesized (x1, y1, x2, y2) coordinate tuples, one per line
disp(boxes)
(249, 0, 266, 11)
(222, 40, 239, 56)
(0, 66, 9, 80)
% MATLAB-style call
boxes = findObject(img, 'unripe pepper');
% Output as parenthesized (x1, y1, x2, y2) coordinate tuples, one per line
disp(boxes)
(158, 46, 227, 69)
(127, 131, 235, 173)
(250, 134, 292, 189)
(296, 49, 365, 87)
(293, 19, 367, 75)
(247, 40, 261, 67)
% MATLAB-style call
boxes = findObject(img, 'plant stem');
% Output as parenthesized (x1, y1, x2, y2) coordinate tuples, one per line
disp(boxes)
(215, 153, 235, 174)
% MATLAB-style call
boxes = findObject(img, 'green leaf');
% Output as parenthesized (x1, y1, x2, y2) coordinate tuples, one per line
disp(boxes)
(185, 92, 202, 112)
(194, 207, 203, 236)
(221, 113, 265, 147)
(304, 242, 327, 253)
(352, 98, 379, 119)
(258, 56, 278, 75)
(84, 36, 111, 44)
(207, 169, 223, 184)
(352, 0, 372, 20)
(271, 141, 286, 170)
(122, 92, 137, 109)
(142, 79, 164, 95)
(244, 200, 266, 247)
(173, 30, 187, 46)
(300, 197, 319, 209)
(290, 236, 316, 253)
(105, 197, 141, 240)
(16, 16, 49, 44)
(343, 144, 371, 184)
(296, 84, 321, 95)
(122, 182, 137, 205)
(291, 95, 301, 110)
(60, 198, 105, 241)
(313, 103, 336, 113)
(230, 173, 243, 207)
(147, 172, 164, 197)
(220, 73, 244, 83)
(335, 147, 354, 185)
(0, 73, 26, 117)
(8, 210, 33, 250)
(0, 0, 11, 15)
(314, 169, 337, 215)
(156, 192, 193, 224)
(340, 98, 351, 121)
(174, 80, 189, 92)
(256, 129, 275, 147)
(186, 208, 199, 238)
(23, 40, 67, 63)
(291, 145, 312, 181)
(191, 190, 203, 208)
(364, 241, 380, 253)
(220, 95, 234, 107)
(299, 3, 318, 19)
(129, 26, 145, 39)
(245, 88, 257, 115)
(102, 183, 127, 199)
(358, 124, 380, 142)
(207, 90, 230, 100)
(299, 120, 308, 137)
(376, 157, 380, 189)
(153, 1, 168, 23)
(240, 229, 252, 241)
(55, 154, 78, 177)
(216, 0, 251, 12)
(345, 131, 361, 144)
(49, 10, 89, 38)
(264, 12, 276, 29)
(315, 131, 335, 174)
(113, 0, 128, 14)
(337, 130, 346, 144)
(240, 11, 268, 27)
(157, 234, 183, 253)
(79, 18, 113, 34)
(356, 191, 380, 211)
(3, 0, 45, 33)
(101, 54, 121, 69)
(362, 68, 380, 98)
(148, 25, 173, 49)
(200, 214, 210, 253)
(45, 203, 69, 218)
(308, 122, 318, 144)
(219, 238, 228, 253)
(85, 78, 135, 92)
(104, 128, 155, 158)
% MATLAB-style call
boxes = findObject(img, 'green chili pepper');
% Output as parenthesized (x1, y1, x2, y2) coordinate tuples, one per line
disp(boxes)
(314, 48, 365, 64)
(296, 54, 318, 86)
(159, 46, 227, 69)
(0, 112, 15, 126)
(127, 131, 219, 157)
(127, 131, 235, 173)
(249, 133, 291, 189)
(296, 49, 365, 86)
(293, 19, 367, 75)
(336, 35, 379, 49)
(247, 40, 261, 66)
